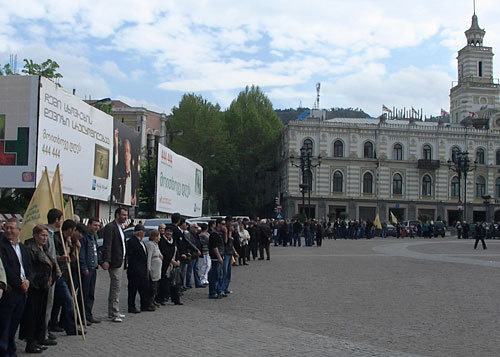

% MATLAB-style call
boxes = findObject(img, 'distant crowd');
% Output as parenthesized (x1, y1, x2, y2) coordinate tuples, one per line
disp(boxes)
(0, 209, 276, 356)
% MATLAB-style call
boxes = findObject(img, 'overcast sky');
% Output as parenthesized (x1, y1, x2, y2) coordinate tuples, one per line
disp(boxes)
(1, 0, 499, 117)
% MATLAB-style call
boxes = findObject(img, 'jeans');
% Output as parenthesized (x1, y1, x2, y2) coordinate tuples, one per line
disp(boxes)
(52, 277, 75, 334)
(81, 268, 97, 319)
(199, 253, 211, 284)
(293, 232, 301, 246)
(221, 254, 232, 293)
(186, 256, 202, 287)
(208, 260, 222, 297)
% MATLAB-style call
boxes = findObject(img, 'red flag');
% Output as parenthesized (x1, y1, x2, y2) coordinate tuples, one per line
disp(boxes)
(382, 105, 392, 113)
(468, 111, 477, 117)
(441, 108, 449, 116)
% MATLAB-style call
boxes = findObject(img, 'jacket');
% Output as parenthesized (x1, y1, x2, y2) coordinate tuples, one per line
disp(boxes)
(126, 236, 148, 278)
(24, 238, 57, 290)
(0, 235, 32, 304)
(102, 222, 125, 269)
(79, 232, 99, 271)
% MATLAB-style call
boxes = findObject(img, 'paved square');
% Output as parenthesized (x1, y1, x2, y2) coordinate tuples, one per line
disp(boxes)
(35, 238, 500, 357)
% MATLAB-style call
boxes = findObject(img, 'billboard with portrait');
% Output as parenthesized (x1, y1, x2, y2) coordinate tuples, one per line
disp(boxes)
(111, 119, 141, 206)
(36, 77, 113, 201)
(0, 76, 38, 188)
(156, 143, 203, 217)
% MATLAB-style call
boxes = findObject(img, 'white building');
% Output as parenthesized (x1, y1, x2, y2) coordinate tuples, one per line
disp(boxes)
(279, 12, 500, 224)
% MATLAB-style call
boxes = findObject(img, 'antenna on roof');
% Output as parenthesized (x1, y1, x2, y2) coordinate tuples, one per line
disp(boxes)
(314, 82, 321, 109)
(473, 0, 476, 14)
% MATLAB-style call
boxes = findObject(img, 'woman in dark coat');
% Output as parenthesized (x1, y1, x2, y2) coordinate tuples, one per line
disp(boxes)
(20, 224, 58, 353)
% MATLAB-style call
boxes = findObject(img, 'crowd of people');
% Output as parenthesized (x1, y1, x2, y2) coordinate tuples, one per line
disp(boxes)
(0, 209, 275, 356)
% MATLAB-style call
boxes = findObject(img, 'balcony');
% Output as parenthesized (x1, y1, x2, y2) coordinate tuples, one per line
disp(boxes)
(417, 159, 440, 170)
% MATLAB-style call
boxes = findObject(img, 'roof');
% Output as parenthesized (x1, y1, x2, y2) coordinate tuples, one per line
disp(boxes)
(324, 117, 439, 126)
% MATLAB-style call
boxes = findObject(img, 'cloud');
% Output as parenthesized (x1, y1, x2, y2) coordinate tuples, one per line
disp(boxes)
(101, 61, 126, 80)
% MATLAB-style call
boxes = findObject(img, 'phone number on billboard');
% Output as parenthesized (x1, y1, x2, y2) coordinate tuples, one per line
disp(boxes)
(41, 144, 61, 158)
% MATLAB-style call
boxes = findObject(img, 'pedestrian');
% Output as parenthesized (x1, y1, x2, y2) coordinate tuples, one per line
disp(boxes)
(198, 223, 211, 285)
(315, 221, 324, 246)
(456, 221, 463, 239)
(79, 218, 101, 324)
(146, 229, 162, 309)
(237, 222, 250, 265)
(0, 218, 32, 356)
(474, 222, 487, 250)
(184, 223, 202, 288)
(221, 218, 239, 295)
(126, 224, 153, 313)
(258, 219, 271, 260)
(101, 207, 128, 322)
(208, 218, 225, 299)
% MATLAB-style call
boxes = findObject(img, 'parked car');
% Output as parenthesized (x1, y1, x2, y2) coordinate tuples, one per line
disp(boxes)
(386, 224, 397, 237)
(433, 221, 446, 237)
(403, 220, 420, 232)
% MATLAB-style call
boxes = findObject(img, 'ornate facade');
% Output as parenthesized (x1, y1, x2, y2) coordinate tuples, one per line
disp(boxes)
(279, 13, 500, 224)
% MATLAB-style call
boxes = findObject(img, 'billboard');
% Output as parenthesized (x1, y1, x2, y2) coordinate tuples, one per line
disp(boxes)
(111, 119, 141, 206)
(36, 77, 113, 201)
(0, 76, 38, 187)
(156, 143, 203, 217)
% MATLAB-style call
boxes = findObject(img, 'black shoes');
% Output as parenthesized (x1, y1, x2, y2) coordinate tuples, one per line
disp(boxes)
(141, 306, 156, 312)
(128, 308, 141, 313)
(25, 344, 43, 353)
(39, 339, 57, 346)
(87, 316, 101, 324)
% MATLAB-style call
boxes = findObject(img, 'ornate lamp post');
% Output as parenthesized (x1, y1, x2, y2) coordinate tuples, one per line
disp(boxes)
(447, 151, 477, 223)
(290, 145, 322, 218)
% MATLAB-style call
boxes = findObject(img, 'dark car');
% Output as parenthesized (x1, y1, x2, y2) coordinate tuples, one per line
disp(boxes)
(386, 224, 397, 237)
(432, 221, 446, 237)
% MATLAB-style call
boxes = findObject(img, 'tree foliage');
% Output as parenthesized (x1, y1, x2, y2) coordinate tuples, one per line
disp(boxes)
(0, 63, 15, 75)
(21, 58, 63, 84)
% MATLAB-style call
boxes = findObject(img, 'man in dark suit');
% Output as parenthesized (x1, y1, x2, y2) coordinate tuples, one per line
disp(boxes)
(0, 218, 32, 356)
(126, 225, 153, 313)
(102, 208, 128, 322)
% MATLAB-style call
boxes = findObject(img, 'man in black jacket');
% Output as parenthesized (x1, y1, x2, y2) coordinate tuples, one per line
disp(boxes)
(0, 218, 32, 356)
(102, 207, 128, 322)
(126, 225, 153, 313)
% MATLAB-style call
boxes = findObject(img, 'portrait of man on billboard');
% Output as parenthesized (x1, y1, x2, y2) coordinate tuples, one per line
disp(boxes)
(112, 123, 140, 206)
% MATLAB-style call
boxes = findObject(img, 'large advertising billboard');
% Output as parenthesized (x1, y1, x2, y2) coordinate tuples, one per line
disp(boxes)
(36, 77, 113, 201)
(111, 119, 141, 206)
(156, 143, 203, 217)
(0, 76, 38, 188)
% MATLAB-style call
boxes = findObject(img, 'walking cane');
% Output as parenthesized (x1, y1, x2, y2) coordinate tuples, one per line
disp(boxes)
(76, 246, 87, 328)
(60, 235, 85, 340)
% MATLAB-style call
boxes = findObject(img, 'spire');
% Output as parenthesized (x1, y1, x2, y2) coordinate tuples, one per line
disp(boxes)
(465, 8, 485, 46)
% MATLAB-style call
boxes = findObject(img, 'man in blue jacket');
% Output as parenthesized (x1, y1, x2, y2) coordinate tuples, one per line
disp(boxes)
(79, 218, 101, 324)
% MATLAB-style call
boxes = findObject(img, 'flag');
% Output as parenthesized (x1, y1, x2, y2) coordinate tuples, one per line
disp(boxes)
(64, 196, 75, 221)
(390, 211, 398, 224)
(441, 108, 449, 116)
(373, 213, 382, 230)
(382, 105, 392, 113)
(51, 164, 65, 221)
(468, 111, 477, 117)
(19, 168, 56, 242)
(411, 107, 418, 116)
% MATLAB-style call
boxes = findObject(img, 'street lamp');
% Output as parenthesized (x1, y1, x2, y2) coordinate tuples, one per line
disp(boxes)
(290, 145, 322, 218)
(447, 151, 477, 223)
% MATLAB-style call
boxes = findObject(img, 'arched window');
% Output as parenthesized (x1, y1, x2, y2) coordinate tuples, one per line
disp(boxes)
(333, 140, 343, 158)
(496, 178, 500, 198)
(475, 176, 486, 197)
(423, 145, 432, 160)
(303, 138, 313, 155)
(363, 172, 373, 194)
(451, 176, 460, 197)
(393, 173, 402, 195)
(476, 148, 485, 165)
(364, 141, 374, 159)
(496, 149, 500, 165)
(422, 175, 432, 196)
(451, 146, 461, 163)
(332, 171, 343, 193)
(393, 144, 403, 160)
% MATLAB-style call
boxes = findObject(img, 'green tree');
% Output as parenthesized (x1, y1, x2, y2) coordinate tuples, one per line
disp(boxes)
(0, 63, 15, 75)
(223, 85, 282, 215)
(138, 158, 156, 217)
(22, 58, 63, 84)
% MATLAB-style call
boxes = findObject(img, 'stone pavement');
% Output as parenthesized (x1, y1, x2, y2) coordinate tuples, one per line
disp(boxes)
(20, 237, 500, 356)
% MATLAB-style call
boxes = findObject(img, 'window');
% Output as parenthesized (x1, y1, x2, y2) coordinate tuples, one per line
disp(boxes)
(393, 173, 402, 195)
(476, 148, 485, 165)
(422, 175, 432, 196)
(364, 142, 374, 159)
(475, 176, 486, 197)
(363, 172, 373, 194)
(496, 150, 500, 165)
(451, 176, 460, 197)
(423, 145, 432, 160)
(303, 138, 313, 155)
(332, 171, 343, 193)
(478, 61, 483, 77)
(451, 146, 461, 163)
(393, 144, 403, 160)
(333, 140, 343, 158)
(496, 178, 500, 198)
